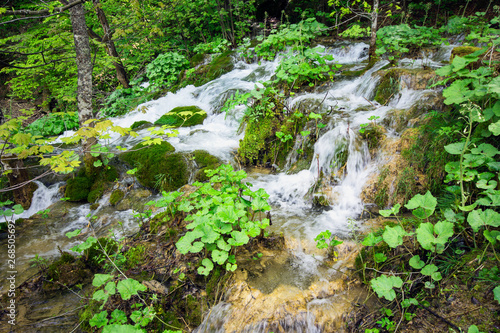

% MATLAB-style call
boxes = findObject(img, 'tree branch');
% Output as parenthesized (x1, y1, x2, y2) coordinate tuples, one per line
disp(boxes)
(1, 0, 83, 17)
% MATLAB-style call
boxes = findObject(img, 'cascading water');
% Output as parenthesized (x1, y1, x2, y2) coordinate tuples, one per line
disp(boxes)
(0, 40, 451, 332)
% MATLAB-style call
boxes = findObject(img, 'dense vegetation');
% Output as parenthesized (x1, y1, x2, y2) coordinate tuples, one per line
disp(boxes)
(1, 0, 499, 332)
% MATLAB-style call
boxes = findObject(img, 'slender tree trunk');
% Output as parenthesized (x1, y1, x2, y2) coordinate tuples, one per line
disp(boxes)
(368, 0, 379, 63)
(92, 0, 130, 88)
(64, 1, 98, 175)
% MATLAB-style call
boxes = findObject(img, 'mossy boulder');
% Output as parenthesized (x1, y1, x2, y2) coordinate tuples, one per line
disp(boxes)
(374, 68, 404, 105)
(238, 116, 281, 166)
(450, 46, 482, 60)
(65, 176, 92, 202)
(130, 120, 153, 130)
(182, 50, 235, 87)
(120, 142, 189, 192)
(110, 189, 125, 206)
(154, 106, 207, 127)
(43, 252, 92, 291)
(192, 150, 221, 182)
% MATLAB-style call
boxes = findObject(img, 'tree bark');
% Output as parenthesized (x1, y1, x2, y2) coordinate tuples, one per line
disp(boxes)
(64, 1, 99, 175)
(368, 0, 379, 63)
(92, 0, 130, 88)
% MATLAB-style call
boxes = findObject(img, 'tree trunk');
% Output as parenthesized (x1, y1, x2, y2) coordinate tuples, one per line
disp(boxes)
(65, 1, 99, 175)
(92, 0, 130, 88)
(368, 0, 379, 63)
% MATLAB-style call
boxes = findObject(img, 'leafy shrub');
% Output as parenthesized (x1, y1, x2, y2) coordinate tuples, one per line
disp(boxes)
(339, 24, 370, 39)
(27, 112, 79, 137)
(376, 24, 444, 60)
(146, 52, 189, 89)
(152, 164, 271, 276)
(255, 18, 328, 60)
(193, 38, 231, 54)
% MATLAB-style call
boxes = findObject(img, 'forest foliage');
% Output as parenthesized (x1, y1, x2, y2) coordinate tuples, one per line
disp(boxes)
(1, 0, 500, 332)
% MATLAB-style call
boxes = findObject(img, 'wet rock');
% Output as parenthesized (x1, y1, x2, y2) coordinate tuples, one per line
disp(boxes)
(154, 105, 207, 128)
(116, 189, 152, 211)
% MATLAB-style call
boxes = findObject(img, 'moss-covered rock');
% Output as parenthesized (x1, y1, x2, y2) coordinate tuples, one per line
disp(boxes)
(65, 176, 92, 202)
(360, 124, 387, 151)
(120, 142, 189, 192)
(110, 189, 125, 206)
(450, 46, 482, 60)
(44, 252, 92, 291)
(192, 150, 221, 182)
(182, 50, 235, 87)
(130, 120, 153, 130)
(374, 69, 403, 105)
(154, 106, 207, 127)
(238, 116, 281, 166)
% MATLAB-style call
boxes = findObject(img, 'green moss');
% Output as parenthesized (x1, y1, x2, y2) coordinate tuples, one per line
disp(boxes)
(125, 244, 146, 269)
(110, 189, 125, 206)
(450, 46, 482, 60)
(182, 50, 235, 87)
(185, 294, 202, 326)
(360, 124, 386, 150)
(374, 68, 404, 105)
(192, 150, 221, 181)
(65, 176, 92, 202)
(87, 188, 103, 203)
(190, 53, 206, 67)
(154, 106, 207, 127)
(238, 116, 281, 166)
(0, 176, 13, 203)
(120, 143, 189, 192)
(130, 120, 153, 130)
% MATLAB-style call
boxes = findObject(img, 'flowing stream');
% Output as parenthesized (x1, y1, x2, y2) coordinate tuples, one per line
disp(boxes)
(0, 41, 454, 332)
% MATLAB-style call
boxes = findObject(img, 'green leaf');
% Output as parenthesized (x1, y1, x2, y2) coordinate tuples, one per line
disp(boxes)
(483, 230, 500, 245)
(444, 142, 466, 155)
(374, 253, 387, 263)
(212, 249, 228, 265)
(379, 204, 401, 217)
(117, 279, 147, 300)
(89, 311, 109, 328)
(451, 56, 468, 72)
(110, 309, 128, 325)
(494, 285, 500, 305)
(93, 274, 113, 288)
(409, 255, 425, 269)
(416, 221, 453, 253)
(198, 258, 214, 276)
(467, 209, 500, 232)
(362, 232, 383, 246)
(404, 191, 437, 219)
(431, 271, 442, 281)
(370, 275, 403, 301)
(228, 230, 249, 246)
(382, 226, 408, 248)
(421, 264, 438, 276)
(13, 204, 24, 215)
(66, 229, 81, 239)
(93, 160, 103, 167)
(488, 120, 500, 136)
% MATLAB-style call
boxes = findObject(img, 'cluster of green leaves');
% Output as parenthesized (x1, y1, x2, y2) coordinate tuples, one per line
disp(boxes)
(445, 13, 500, 45)
(314, 229, 343, 258)
(25, 112, 79, 137)
(66, 231, 179, 333)
(361, 47, 500, 332)
(275, 47, 340, 87)
(254, 18, 327, 60)
(375, 24, 445, 60)
(151, 164, 271, 276)
(339, 24, 371, 39)
(146, 52, 189, 90)
(193, 38, 231, 54)
(100, 80, 149, 117)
